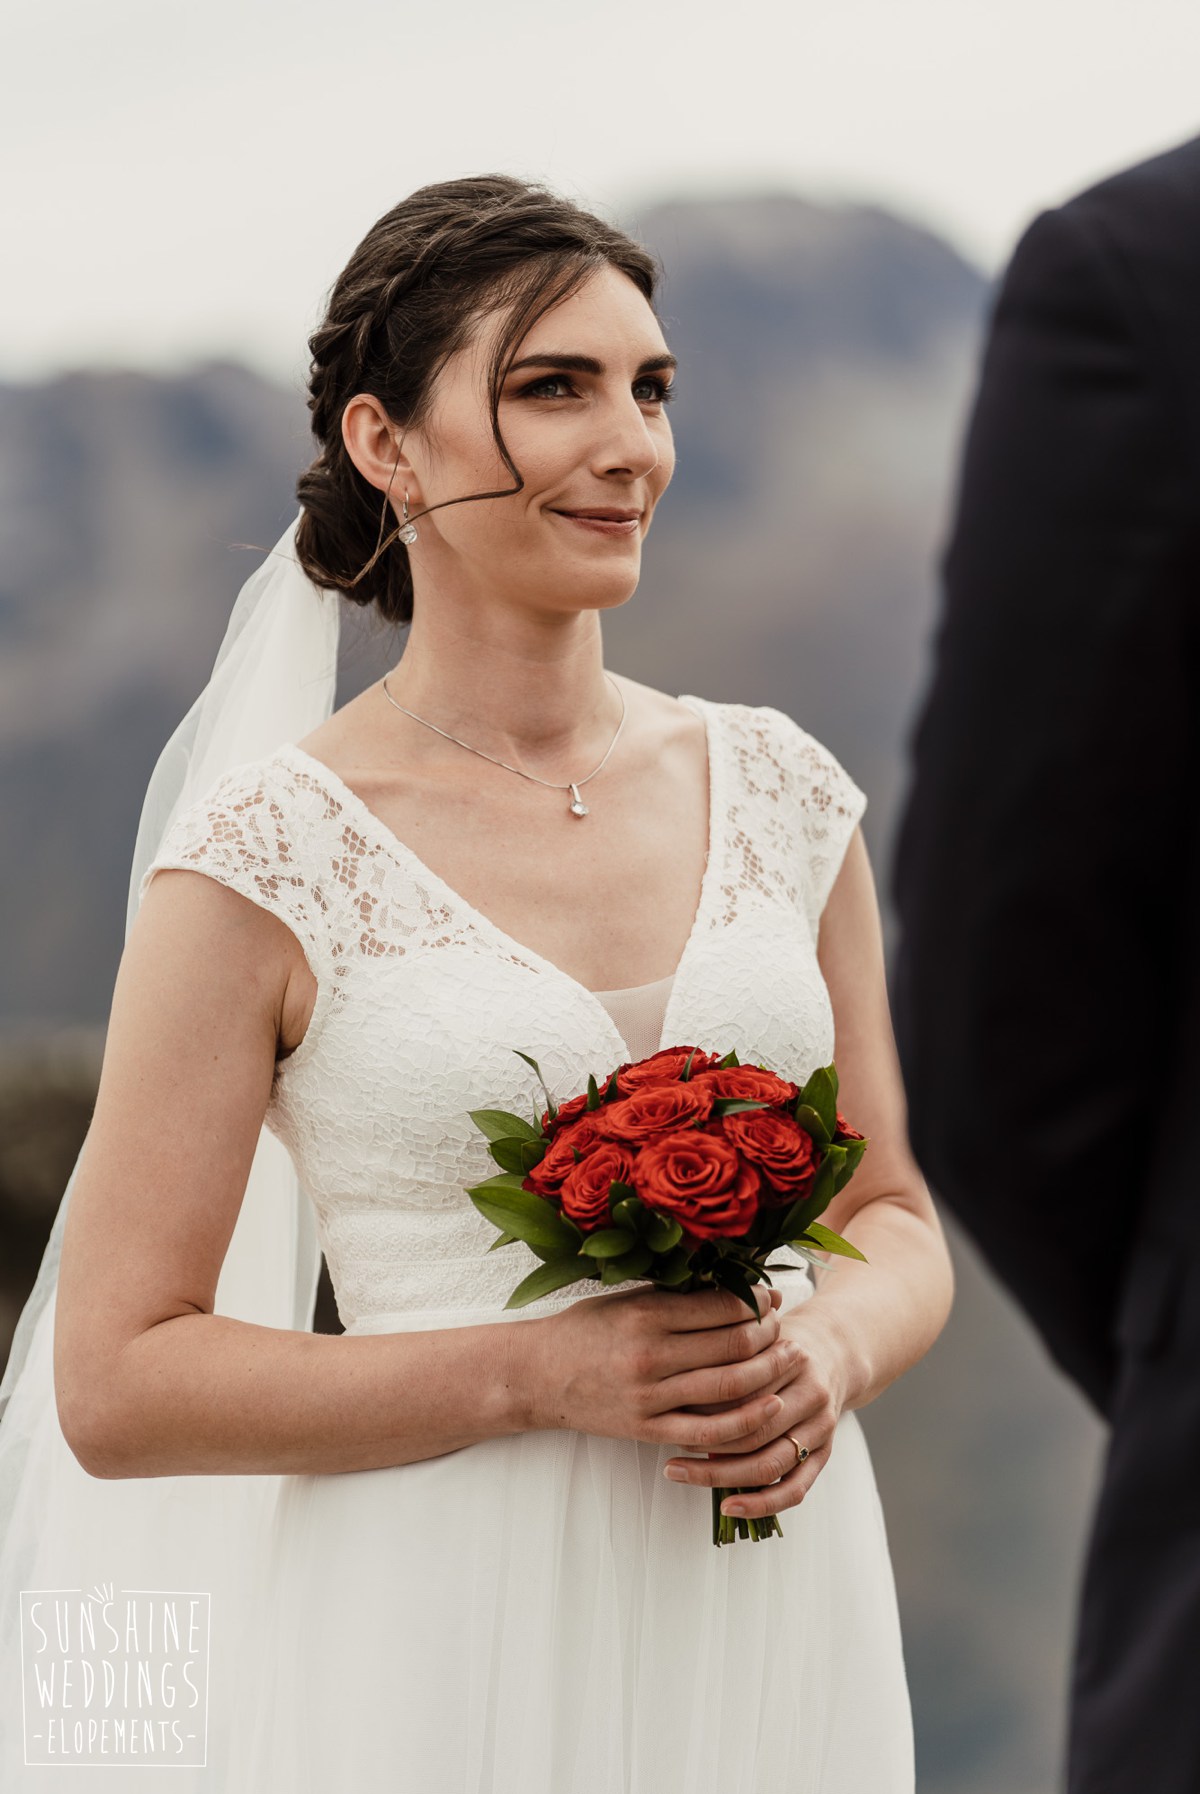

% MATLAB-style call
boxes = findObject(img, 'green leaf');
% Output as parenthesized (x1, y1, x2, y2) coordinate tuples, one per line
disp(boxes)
(759, 1162, 837, 1250)
(798, 1067, 838, 1138)
(503, 1255, 594, 1308)
(579, 1227, 637, 1259)
(486, 1230, 519, 1253)
(644, 1210, 683, 1253)
(512, 1049, 557, 1121)
(586, 1073, 601, 1110)
(793, 1102, 831, 1146)
(802, 1221, 868, 1262)
(464, 1172, 528, 1197)
(468, 1185, 581, 1258)
(611, 1195, 649, 1233)
(709, 1257, 760, 1320)
(489, 1136, 543, 1175)
(822, 1142, 848, 1176)
(602, 1242, 654, 1278)
(711, 1097, 772, 1117)
(469, 1107, 542, 1143)
(602, 1069, 620, 1101)
(717, 1048, 740, 1069)
(797, 1157, 837, 1226)
(652, 1245, 694, 1286)
(833, 1137, 869, 1189)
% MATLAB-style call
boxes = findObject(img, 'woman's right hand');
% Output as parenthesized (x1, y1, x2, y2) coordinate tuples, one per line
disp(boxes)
(524, 1280, 798, 1451)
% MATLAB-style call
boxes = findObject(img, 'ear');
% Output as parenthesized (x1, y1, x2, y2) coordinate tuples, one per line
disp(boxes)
(341, 393, 421, 504)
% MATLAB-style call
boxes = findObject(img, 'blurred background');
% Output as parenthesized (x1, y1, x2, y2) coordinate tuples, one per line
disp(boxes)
(4, 2, 1198, 1787)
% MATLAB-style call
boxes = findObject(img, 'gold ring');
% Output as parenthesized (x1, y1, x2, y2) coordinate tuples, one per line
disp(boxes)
(786, 1432, 810, 1467)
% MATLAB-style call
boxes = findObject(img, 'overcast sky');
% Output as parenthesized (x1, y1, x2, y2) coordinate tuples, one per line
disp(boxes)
(3, 0, 1198, 389)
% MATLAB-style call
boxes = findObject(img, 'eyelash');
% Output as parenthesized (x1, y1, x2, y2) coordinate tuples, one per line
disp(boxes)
(519, 374, 676, 405)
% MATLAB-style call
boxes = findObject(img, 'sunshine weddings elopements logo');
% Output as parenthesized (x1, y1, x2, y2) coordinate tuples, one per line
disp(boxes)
(19, 1583, 210, 1766)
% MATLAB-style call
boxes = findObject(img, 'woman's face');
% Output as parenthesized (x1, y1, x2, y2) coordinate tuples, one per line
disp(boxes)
(368, 262, 677, 621)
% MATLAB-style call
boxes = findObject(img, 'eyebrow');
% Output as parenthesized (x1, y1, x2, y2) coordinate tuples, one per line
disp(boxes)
(506, 351, 679, 376)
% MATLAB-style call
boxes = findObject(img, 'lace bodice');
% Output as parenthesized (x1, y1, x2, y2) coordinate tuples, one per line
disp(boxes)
(137, 695, 867, 1332)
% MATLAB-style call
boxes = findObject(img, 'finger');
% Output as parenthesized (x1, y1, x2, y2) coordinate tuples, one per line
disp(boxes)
(656, 1388, 786, 1452)
(663, 1439, 835, 1517)
(663, 1282, 774, 1333)
(717, 1443, 833, 1520)
(662, 1337, 800, 1413)
(699, 1377, 834, 1453)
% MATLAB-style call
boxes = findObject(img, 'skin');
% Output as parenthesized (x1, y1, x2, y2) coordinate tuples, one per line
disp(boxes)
(53, 263, 953, 1511)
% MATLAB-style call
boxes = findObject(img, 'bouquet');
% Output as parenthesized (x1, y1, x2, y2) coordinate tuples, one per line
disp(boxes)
(464, 1044, 869, 1545)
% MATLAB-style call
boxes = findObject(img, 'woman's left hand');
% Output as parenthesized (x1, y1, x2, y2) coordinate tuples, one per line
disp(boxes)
(661, 1297, 850, 1521)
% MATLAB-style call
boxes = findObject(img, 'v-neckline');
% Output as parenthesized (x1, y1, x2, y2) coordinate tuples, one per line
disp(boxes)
(273, 693, 722, 1061)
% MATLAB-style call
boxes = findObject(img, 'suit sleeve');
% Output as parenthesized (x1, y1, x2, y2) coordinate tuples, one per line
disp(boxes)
(889, 200, 1195, 1416)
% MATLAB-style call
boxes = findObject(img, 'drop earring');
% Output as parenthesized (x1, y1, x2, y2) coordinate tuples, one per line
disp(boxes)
(398, 490, 418, 546)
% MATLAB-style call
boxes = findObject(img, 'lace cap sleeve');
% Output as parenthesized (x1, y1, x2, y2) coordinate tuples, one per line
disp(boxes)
(763, 707, 868, 936)
(136, 756, 333, 994)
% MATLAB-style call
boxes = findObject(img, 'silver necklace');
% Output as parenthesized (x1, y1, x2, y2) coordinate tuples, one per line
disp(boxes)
(379, 671, 627, 818)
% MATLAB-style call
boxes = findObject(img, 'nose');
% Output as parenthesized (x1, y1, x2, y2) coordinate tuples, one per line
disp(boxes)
(590, 389, 663, 481)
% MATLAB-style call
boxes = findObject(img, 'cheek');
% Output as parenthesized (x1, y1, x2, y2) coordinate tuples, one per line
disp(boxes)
(655, 427, 677, 482)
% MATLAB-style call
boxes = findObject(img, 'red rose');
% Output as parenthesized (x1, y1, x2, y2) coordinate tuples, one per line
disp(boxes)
(635, 1128, 761, 1242)
(594, 1080, 715, 1144)
(611, 1045, 723, 1095)
(692, 1065, 799, 1107)
(834, 1110, 866, 1141)
(560, 1141, 638, 1233)
(523, 1116, 602, 1196)
(722, 1108, 818, 1206)
(540, 1090, 590, 1136)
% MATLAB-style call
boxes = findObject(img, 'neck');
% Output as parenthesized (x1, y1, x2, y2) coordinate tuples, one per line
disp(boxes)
(386, 602, 621, 764)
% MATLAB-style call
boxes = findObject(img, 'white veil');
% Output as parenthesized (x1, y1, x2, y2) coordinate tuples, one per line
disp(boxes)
(0, 511, 340, 1785)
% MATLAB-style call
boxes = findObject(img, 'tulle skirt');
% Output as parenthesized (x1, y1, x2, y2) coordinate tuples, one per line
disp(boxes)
(241, 1271, 914, 1792)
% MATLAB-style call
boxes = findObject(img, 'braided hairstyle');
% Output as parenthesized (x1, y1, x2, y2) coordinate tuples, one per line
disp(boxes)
(294, 173, 662, 627)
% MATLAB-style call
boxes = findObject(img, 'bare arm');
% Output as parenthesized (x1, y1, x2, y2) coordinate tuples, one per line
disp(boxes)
(53, 866, 531, 1479)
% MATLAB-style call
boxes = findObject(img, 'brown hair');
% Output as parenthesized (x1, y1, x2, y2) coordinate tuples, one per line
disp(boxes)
(294, 173, 662, 628)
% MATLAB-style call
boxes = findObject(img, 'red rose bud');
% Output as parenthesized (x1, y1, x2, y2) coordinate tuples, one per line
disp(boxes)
(722, 1108, 819, 1204)
(611, 1045, 723, 1094)
(523, 1116, 603, 1195)
(560, 1141, 639, 1232)
(634, 1128, 761, 1241)
(834, 1111, 866, 1141)
(692, 1065, 800, 1106)
(594, 1081, 715, 1144)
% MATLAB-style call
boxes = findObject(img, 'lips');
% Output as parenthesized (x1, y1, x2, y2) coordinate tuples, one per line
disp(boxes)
(553, 509, 641, 522)
(552, 511, 641, 537)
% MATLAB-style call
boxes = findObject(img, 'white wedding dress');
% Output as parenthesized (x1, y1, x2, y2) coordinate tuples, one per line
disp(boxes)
(45, 694, 915, 1789)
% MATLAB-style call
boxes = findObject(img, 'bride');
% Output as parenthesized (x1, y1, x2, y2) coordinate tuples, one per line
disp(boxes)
(2, 173, 952, 1790)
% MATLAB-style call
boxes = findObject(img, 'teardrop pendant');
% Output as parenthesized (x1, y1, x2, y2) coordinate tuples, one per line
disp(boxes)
(569, 782, 589, 818)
